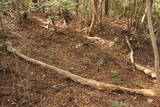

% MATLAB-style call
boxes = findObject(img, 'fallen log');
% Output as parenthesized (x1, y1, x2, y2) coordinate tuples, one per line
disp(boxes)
(125, 35, 156, 78)
(6, 43, 160, 97)
(135, 63, 156, 78)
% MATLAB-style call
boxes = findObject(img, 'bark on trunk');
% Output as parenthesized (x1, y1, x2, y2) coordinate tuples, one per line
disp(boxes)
(146, 0, 160, 77)
(105, 0, 109, 16)
(88, 0, 98, 35)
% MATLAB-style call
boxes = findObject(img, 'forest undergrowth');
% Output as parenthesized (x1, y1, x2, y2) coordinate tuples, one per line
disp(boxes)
(0, 13, 160, 107)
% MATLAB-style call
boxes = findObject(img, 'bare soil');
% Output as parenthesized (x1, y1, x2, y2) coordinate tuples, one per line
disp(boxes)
(0, 14, 160, 107)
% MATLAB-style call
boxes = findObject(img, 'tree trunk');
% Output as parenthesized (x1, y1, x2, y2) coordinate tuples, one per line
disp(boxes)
(0, 16, 5, 38)
(146, 0, 160, 77)
(75, 0, 79, 15)
(104, 0, 109, 16)
(32, 0, 38, 3)
(128, 0, 137, 30)
(141, 0, 153, 25)
(12, 0, 21, 21)
(100, 0, 104, 24)
(88, 0, 98, 35)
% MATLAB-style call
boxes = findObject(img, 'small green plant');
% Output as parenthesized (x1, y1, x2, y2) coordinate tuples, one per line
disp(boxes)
(0, 42, 7, 55)
(0, 50, 6, 55)
(112, 101, 129, 107)
(135, 80, 143, 87)
(130, 31, 150, 49)
(0, 42, 5, 47)
(0, 0, 12, 15)
(82, 57, 89, 65)
(111, 70, 119, 77)
(111, 77, 122, 84)
(82, 27, 89, 34)
(41, 74, 47, 80)
(95, 59, 104, 68)
(29, 72, 35, 76)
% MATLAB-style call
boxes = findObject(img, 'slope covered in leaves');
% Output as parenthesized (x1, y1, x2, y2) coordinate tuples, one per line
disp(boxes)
(0, 14, 160, 106)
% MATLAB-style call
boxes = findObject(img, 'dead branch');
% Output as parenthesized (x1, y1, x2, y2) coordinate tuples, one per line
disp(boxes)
(6, 43, 160, 98)
(125, 35, 156, 78)
(125, 36, 134, 64)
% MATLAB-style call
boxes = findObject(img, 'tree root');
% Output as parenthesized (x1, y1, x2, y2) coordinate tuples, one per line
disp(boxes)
(125, 36, 156, 78)
(6, 43, 160, 98)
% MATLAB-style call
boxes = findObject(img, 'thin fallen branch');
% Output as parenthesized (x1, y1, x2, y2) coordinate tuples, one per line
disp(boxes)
(6, 43, 160, 98)
(125, 35, 156, 78)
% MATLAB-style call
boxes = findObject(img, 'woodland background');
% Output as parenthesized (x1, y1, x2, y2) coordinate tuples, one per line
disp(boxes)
(0, 0, 160, 106)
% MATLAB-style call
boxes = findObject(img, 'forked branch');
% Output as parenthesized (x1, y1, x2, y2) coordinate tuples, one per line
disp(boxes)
(125, 35, 156, 78)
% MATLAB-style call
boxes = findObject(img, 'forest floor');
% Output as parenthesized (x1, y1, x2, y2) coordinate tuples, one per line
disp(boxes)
(0, 13, 160, 107)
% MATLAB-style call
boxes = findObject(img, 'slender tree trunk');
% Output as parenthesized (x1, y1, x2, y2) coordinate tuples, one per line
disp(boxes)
(141, 7, 147, 24)
(76, 0, 79, 15)
(0, 17, 5, 38)
(12, 0, 21, 21)
(104, 0, 109, 16)
(100, 0, 104, 24)
(88, 0, 98, 35)
(141, 0, 153, 25)
(128, 0, 137, 30)
(32, 0, 38, 3)
(146, 0, 160, 76)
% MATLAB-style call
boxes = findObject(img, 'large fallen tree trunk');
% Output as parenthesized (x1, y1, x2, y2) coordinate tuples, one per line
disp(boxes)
(6, 43, 160, 98)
